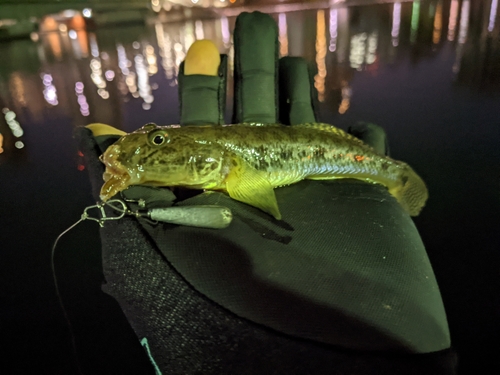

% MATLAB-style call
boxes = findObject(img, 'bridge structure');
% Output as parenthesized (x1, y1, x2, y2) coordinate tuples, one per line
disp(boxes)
(0, 0, 155, 39)
(1, 0, 152, 20)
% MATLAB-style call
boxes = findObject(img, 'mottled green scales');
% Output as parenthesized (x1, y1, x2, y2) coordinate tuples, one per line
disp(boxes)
(99, 123, 428, 219)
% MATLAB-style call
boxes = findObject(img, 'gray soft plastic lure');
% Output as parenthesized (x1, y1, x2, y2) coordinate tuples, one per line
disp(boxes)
(50, 200, 232, 374)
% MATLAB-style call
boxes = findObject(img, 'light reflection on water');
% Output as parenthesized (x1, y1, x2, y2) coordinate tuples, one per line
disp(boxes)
(0, 0, 498, 156)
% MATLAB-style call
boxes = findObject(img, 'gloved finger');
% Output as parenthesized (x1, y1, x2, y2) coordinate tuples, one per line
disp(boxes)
(307, 60, 321, 121)
(178, 40, 227, 125)
(278, 57, 318, 125)
(232, 12, 279, 124)
(347, 122, 390, 156)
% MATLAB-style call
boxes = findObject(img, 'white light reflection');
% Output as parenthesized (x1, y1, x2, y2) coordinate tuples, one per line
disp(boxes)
(329, 8, 338, 52)
(448, 0, 459, 41)
(278, 13, 288, 56)
(135, 54, 154, 109)
(89, 33, 99, 57)
(144, 45, 158, 75)
(41, 73, 58, 106)
(350, 34, 365, 69)
(195, 20, 204, 40)
(349, 32, 378, 69)
(458, 0, 470, 44)
(391, 2, 401, 47)
(75, 82, 90, 116)
(220, 16, 230, 47)
(174, 42, 186, 79)
(90, 58, 110, 99)
(228, 40, 235, 77)
(489, 0, 498, 32)
(366, 32, 377, 64)
(155, 23, 175, 80)
(151, 0, 161, 12)
(82, 8, 92, 18)
(117, 44, 130, 75)
(61, 10, 77, 18)
(117, 43, 139, 95)
(98, 88, 109, 99)
(184, 23, 195, 52)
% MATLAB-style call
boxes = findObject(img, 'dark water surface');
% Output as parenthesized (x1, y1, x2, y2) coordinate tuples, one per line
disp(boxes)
(1, 1, 500, 374)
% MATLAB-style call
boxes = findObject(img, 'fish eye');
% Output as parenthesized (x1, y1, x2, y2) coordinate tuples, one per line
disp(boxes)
(148, 130, 170, 146)
(153, 135, 164, 145)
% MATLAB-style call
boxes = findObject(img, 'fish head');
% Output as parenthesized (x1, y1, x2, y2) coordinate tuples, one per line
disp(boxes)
(99, 123, 228, 201)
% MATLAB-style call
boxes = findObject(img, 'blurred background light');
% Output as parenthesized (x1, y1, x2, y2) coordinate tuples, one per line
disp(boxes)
(278, 13, 288, 57)
(82, 8, 92, 18)
(314, 10, 326, 102)
(489, 0, 498, 32)
(433, 1, 443, 44)
(410, 1, 420, 43)
(458, 0, 470, 44)
(448, 0, 459, 41)
(329, 8, 338, 52)
(391, 2, 401, 46)
(41, 73, 58, 106)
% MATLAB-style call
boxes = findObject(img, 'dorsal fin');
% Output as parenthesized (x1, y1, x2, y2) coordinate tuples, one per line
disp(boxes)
(293, 123, 367, 145)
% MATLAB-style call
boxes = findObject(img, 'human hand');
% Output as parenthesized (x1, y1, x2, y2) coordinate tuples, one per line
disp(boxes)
(146, 11, 449, 353)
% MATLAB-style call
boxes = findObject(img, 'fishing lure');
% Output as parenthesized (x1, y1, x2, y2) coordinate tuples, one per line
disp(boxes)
(51, 200, 232, 374)
(69, 199, 233, 229)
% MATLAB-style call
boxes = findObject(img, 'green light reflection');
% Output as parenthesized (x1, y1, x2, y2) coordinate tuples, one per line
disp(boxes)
(411, 1, 421, 43)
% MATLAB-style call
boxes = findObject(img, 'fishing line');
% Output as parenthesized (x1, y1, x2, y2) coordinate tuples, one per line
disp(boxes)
(51, 199, 232, 374)
(51, 217, 86, 375)
(50, 201, 126, 375)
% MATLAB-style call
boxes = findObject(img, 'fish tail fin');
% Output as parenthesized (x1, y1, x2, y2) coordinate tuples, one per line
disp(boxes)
(389, 166, 429, 216)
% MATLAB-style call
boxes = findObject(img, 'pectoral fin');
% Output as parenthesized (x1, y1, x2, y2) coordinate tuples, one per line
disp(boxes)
(225, 158, 281, 220)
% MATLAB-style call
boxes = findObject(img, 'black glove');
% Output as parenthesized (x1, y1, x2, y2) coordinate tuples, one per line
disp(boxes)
(77, 11, 455, 375)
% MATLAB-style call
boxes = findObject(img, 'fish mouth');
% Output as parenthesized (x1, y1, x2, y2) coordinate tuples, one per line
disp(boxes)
(99, 145, 131, 201)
